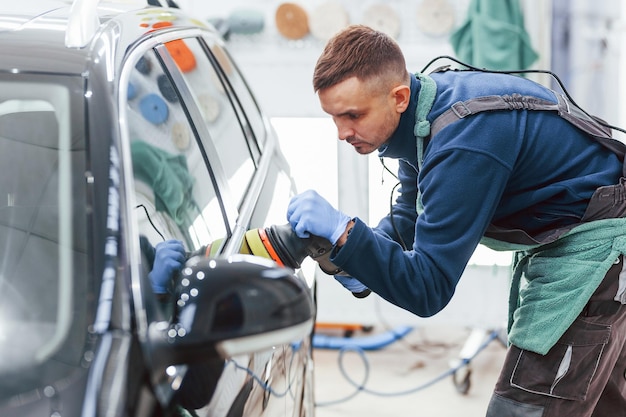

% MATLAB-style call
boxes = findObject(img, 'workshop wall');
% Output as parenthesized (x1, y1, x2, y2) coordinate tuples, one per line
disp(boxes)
(176, 1, 622, 123)
(178, 0, 474, 117)
(553, 0, 623, 132)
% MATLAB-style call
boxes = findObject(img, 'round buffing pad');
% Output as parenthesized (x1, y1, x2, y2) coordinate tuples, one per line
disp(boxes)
(198, 94, 220, 123)
(309, 1, 349, 41)
(165, 39, 197, 73)
(157, 74, 179, 103)
(171, 121, 190, 150)
(245, 229, 273, 260)
(416, 0, 456, 37)
(275, 2, 310, 40)
(139, 93, 169, 125)
(135, 56, 151, 75)
(127, 82, 137, 100)
(362, 3, 401, 39)
(209, 45, 233, 76)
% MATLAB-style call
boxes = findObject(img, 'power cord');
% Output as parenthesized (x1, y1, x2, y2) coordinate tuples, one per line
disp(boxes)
(315, 329, 499, 406)
(226, 342, 303, 400)
(224, 329, 500, 407)
(227, 359, 292, 399)
(379, 157, 408, 251)
(136, 204, 166, 241)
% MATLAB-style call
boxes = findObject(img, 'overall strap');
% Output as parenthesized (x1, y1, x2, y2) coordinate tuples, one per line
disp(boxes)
(430, 92, 626, 176)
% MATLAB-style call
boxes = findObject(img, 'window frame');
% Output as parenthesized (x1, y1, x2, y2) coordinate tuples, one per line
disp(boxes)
(199, 36, 265, 163)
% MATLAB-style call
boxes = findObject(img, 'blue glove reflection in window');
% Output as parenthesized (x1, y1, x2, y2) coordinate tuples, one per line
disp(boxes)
(148, 239, 186, 294)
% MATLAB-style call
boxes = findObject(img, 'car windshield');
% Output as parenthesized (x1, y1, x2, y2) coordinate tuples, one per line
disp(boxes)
(0, 75, 91, 398)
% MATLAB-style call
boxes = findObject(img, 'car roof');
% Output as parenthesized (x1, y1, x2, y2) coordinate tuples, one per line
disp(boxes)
(0, 0, 216, 75)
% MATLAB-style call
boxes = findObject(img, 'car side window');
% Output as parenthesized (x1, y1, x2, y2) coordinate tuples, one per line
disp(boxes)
(125, 49, 227, 253)
(166, 37, 257, 208)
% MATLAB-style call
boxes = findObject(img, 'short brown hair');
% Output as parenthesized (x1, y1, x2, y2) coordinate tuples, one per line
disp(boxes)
(313, 25, 408, 92)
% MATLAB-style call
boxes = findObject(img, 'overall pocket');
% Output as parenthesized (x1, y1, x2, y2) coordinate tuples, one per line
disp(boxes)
(510, 318, 610, 401)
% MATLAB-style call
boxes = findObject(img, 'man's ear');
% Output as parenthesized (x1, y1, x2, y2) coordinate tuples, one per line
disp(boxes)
(391, 85, 411, 113)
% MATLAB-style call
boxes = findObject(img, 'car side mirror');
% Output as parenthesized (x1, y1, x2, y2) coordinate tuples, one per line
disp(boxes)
(147, 254, 315, 401)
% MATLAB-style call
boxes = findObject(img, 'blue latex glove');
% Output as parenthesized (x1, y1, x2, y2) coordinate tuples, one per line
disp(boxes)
(334, 275, 369, 294)
(149, 239, 186, 294)
(287, 190, 350, 245)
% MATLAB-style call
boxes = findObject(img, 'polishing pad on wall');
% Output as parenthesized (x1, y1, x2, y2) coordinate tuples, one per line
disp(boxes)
(309, 1, 349, 41)
(165, 39, 197, 72)
(416, 0, 455, 37)
(139, 93, 169, 125)
(275, 2, 310, 40)
(362, 3, 401, 39)
(157, 74, 179, 103)
(135, 56, 151, 75)
(127, 82, 137, 100)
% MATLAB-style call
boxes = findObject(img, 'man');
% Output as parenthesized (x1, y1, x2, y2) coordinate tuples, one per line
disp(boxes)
(287, 24, 626, 416)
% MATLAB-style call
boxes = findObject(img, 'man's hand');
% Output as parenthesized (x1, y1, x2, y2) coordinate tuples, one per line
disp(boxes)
(287, 190, 351, 245)
(149, 239, 186, 294)
(334, 275, 371, 298)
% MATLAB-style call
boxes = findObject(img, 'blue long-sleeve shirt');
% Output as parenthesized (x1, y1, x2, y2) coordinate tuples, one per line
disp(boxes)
(331, 70, 622, 317)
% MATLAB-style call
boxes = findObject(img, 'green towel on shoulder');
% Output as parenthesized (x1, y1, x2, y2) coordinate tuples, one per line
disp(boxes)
(450, 0, 538, 70)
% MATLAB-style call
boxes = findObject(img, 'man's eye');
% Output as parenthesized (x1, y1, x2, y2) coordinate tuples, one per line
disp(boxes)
(348, 113, 360, 120)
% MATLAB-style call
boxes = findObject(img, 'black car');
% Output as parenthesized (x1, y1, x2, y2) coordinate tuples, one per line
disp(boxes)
(0, 1, 316, 416)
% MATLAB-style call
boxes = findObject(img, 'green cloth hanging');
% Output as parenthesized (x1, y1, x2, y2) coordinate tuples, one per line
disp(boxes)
(449, 0, 538, 70)
(131, 140, 196, 228)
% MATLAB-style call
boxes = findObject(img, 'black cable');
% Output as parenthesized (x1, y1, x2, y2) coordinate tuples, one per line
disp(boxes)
(231, 330, 499, 407)
(319, 330, 500, 406)
(135, 204, 166, 241)
(379, 156, 399, 180)
(389, 182, 407, 251)
(379, 158, 408, 251)
(226, 343, 302, 399)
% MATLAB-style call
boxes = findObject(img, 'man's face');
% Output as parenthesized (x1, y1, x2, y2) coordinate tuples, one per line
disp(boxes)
(318, 76, 407, 155)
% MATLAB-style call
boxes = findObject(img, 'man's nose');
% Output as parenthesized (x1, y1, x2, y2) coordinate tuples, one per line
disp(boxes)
(336, 124, 354, 141)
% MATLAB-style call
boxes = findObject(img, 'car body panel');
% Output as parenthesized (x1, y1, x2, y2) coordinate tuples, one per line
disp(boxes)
(0, 2, 316, 417)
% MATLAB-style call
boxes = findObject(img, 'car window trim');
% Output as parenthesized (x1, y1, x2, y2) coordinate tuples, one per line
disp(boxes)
(199, 36, 262, 164)
(153, 42, 238, 231)
(214, 38, 267, 156)
(118, 38, 165, 340)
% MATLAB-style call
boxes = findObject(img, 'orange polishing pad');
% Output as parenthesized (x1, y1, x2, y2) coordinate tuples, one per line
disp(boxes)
(245, 228, 284, 266)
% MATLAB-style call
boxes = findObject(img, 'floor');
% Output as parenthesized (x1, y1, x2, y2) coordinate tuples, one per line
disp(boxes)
(312, 325, 508, 417)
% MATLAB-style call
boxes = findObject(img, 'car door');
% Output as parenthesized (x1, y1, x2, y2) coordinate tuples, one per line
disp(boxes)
(178, 35, 314, 417)
(119, 29, 313, 417)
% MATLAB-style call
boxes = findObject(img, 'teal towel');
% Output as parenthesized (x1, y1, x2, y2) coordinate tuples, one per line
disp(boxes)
(131, 141, 196, 228)
(450, 0, 538, 70)
(508, 218, 626, 354)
